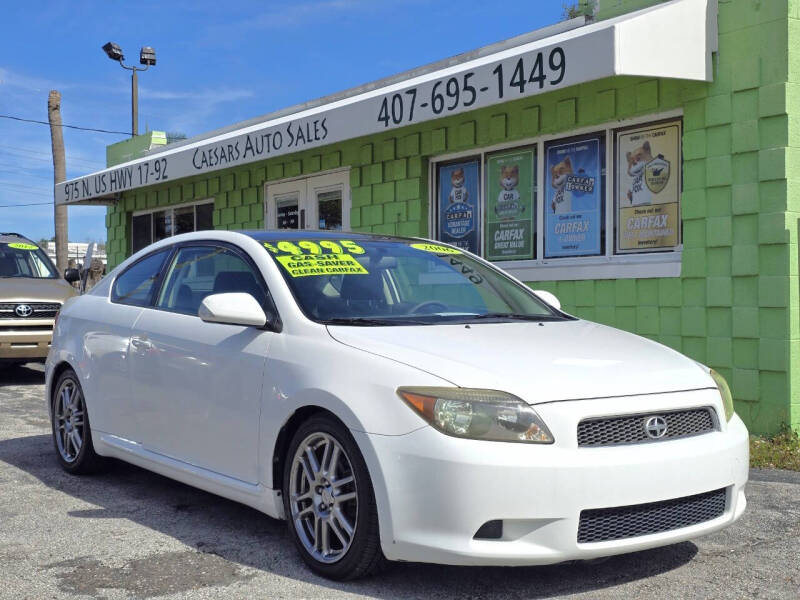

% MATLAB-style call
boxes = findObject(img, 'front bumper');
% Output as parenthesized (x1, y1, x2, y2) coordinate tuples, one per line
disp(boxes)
(0, 319, 54, 359)
(355, 389, 748, 566)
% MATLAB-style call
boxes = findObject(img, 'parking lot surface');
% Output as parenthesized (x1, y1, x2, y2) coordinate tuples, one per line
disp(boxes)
(1, 362, 798, 599)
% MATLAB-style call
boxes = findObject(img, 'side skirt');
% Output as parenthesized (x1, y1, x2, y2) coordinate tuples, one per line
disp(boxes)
(94, 432, 285, 520)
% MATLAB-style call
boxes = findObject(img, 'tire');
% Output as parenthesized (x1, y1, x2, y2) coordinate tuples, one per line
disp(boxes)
(50, 368, 107, 474)
(282, 414, 385, 580)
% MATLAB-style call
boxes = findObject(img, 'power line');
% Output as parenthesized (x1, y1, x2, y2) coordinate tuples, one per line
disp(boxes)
(0, 201, 53, 207)
(4, 182, 52, 193)
(0, 114, 130, 136)
(0, 144, 104, 168)
(1, 188, 51, 198)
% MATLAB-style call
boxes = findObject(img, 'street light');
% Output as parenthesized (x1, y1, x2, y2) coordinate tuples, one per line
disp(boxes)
(102, 42, 157, 137)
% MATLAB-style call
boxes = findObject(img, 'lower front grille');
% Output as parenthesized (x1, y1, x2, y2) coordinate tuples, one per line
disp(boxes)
(577, 488, 727, 544)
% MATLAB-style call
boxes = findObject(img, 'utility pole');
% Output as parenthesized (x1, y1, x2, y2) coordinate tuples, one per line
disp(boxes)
(131, 68, 138, 136)
(48, 90, 68, 273)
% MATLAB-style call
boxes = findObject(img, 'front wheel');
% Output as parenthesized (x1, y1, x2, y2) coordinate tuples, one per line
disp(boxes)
(282, 414, 384, 580)
(51, 368, 107, 474)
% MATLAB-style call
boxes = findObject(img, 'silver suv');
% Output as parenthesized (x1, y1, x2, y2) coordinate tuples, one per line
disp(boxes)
(0, 233, 78, 366)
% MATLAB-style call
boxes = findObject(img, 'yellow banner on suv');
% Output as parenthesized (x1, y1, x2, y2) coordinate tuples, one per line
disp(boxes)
(6, 242, 39, 250)
(276, 253, 368, 277)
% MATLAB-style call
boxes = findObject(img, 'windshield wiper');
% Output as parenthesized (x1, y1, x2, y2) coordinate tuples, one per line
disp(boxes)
(323, 317, 434, 326)
(458, 313, 565, 322)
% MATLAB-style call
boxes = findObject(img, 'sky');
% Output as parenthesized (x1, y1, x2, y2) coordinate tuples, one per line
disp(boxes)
(0, 0, 564, 243)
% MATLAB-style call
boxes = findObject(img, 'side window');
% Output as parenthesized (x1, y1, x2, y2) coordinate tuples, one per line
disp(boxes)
(156, 245, 268, 316)
(111, 249, 170, 307)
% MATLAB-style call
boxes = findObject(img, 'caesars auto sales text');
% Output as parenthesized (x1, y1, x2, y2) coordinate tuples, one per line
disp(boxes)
(377, 47, 566, 128)
(191, 118, 328, 170)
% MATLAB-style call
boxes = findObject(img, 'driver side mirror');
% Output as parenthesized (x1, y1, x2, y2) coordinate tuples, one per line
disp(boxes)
(64, 268, 80, 283)
(533, 290, 561, 311)
(199, 293, 271, 328)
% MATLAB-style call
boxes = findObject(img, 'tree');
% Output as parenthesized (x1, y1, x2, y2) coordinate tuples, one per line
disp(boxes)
(562, 1, 588, 20)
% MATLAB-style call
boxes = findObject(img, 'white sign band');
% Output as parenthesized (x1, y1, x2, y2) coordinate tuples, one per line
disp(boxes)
(56, 28, 616, 204)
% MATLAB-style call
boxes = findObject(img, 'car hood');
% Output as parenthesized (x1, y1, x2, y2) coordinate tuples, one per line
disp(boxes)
(0, 277, 76, 303)
(327, 319, 714, 404)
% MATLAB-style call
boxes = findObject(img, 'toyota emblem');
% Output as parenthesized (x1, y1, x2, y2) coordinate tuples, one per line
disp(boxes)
(644, 416, 668, 439)
(15, 304, 33, 318)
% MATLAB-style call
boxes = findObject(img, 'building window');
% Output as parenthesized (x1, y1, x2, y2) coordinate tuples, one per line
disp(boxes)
(430, 113, 682, 280)
(614, 120, 682, 254)
(486, 147, 536, 261)
(131, 199, 215, 254)
(544, 134, 605, 259)
(435, 159, 481, 254)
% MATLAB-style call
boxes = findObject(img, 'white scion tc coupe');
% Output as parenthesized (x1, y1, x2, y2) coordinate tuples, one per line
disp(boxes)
(46, 230, 748, 580)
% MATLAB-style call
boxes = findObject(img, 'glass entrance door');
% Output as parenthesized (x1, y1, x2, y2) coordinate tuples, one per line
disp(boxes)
(265, 170, 350, 231)
(266, 179, 306, 230)
(276, 195, 301, 229)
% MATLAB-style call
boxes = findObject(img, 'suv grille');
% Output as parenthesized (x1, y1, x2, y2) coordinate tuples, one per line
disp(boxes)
(577, 488, 727, 544)
(0, 303, 61, 319)
(577, 408, 716, 447)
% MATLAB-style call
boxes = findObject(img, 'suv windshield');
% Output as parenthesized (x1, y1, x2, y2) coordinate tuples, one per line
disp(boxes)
(0, 241, 58, 279)
(262, 238, 565, 325)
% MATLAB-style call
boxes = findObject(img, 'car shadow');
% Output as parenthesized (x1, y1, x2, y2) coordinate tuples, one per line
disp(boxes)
(0, 433, 698, 598)
(0, 362, 45, 386)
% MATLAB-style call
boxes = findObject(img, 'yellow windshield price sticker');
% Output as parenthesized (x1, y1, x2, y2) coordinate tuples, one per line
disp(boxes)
(276, 253, 369, 277)
(410, 243, 461, 254)
(264, 240, 365, 255)
(6, 242, 38, 250)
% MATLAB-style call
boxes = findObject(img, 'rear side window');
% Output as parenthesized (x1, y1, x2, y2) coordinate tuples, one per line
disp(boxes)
(111, 249, 170, 306)
(156, 245, 268, 316)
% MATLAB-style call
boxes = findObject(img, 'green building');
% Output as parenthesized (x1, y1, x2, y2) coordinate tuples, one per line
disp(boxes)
(58, 0, 800, 434)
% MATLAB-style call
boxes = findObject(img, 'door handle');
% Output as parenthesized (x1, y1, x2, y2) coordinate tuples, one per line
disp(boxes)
(130, 336, 152, 351)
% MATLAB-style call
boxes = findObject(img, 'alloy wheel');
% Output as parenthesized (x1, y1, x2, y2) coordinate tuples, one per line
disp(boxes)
(288, 432, 358, 564)
(54, 378, 85, 463)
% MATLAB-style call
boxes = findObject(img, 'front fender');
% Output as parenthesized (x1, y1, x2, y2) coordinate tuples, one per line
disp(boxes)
(258, 330, 447, 494)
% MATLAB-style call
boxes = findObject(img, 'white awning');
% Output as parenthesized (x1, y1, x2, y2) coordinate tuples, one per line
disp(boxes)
(57, 0, 717, 205)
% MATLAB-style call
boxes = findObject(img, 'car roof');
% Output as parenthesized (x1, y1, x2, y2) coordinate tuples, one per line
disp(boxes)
(241, 230, 420, 244)
(0, 233, 35, 245)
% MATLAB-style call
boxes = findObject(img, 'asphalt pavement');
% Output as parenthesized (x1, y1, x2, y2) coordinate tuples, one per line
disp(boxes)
(0, 362, 798, 599)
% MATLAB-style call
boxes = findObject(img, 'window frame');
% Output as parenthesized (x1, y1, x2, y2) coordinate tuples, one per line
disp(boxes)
(110, 247, 175, 308)
(131, 198, 215, 254)
(428, 109, 683, 281)
(146, 240, 282, 330)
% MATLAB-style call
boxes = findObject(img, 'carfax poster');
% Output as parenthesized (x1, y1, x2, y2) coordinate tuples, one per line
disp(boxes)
(544, 137, 602, 258)
(438, 160, 480, 254)
(486, 150, 535, 261)
(616, 121, 681, 252)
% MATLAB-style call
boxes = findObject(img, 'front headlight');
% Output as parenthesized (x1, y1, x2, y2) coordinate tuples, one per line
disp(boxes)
(709, 369, 734, 421)
(397, 387, 554, 443)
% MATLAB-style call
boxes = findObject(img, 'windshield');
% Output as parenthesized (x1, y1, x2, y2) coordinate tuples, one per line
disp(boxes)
(262, 238, 566, 325)
(0, 242, 58, 279)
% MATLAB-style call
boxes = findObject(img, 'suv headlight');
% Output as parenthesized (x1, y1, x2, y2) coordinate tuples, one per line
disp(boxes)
(397, 387, 554, 443)
(709, 369, 734, 421)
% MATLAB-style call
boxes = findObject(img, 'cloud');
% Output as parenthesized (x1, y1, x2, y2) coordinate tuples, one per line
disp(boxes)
(139, 86, 254, 103)
(202, 0, 371, 37)
(0, 67, 68, 94)
(237, 0, 364, 29)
